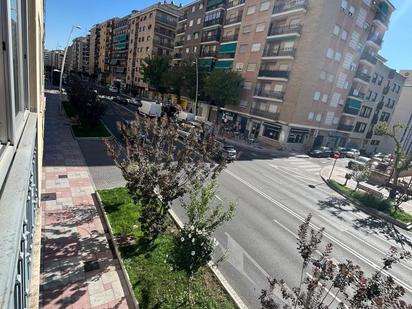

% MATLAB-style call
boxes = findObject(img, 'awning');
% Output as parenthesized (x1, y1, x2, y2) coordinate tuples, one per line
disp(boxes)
(290, 127, 310, 134)
(113, 34, 127, 42)
(115, 42, 127, 49)
(214, 59, 233, 70)
(199, 58, 213, 67)
(219, 42, 237, 54)
(346, 98, 361, 110)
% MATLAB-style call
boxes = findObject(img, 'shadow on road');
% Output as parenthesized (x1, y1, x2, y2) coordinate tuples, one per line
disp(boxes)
(317, 196, 361, 221)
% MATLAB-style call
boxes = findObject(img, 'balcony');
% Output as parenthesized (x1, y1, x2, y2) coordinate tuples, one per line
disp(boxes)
(267, 24, 302, 38)
(224, 15, 242, 26)
(227, 0, 245, 9)
(221, 33, 239, 42)
(201, 33, 221, 43)
(203, 17, 224, 28)
(156, 16, 177, 28)
(374, 11, 389, 27)
(176, 27, 186, 34)
(272, 0, 308, 17)
(200, 50, 218, 58)
(253, 88, 284, 101)
(179, 14, 187, 21)
(343, 105, 360, 115)
(175, 40, 184, 47)
(354, 71, 371, 84)
(250, 108, 280, 120)
(366, 33, 383, 48)
(338, 124, 354, 132)
(258, 69, 289, 80)
(360, 51, 377, 65)
(173, 53, 182, 59)
(348, 89, 365, 99)
(262, 47, 296, 59)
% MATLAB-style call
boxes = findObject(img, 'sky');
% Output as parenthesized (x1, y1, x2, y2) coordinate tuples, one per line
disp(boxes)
(45, 0, 411, 70)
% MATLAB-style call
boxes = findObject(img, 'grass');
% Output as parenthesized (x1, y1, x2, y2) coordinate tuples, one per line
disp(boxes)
(328, 180, 412, 223)
(63, 100, 111, 138)
(98, 187, 236, 309)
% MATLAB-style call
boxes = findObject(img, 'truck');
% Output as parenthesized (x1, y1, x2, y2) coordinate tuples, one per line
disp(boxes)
(138, 100, 162, 117)
(177, 111, 196, 122)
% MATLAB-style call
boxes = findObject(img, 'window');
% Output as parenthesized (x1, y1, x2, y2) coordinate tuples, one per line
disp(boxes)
(268, 104, 278, 113)
(330, 93, 341, 107)
(360, 106, 372, 118)
(256, 23, 266, 32)
(354, 122, 367, 133)
(313, 91, 321, 100)
(246, 5, 256, 15)
(247, 63, 256, 71)
(341, 0, 348, 9)
(189, 20, 193, 27)
(199, 3, 203, 9)
(321, 94, 329, 103)
(356, 8, 367, 27)
(372, 73, 378, 83)
(187, 34, 191, 40)
(327, 74, 335, 83)
(380, 112, 390, 122)
(349, 5, 356, 16)
(243, 25, 252, 33)
(235, 62, 244, 71)
(251, 43, 261, 52)
(260, 1, 270, 11)
(194, 32, 198, 39)
(284, 41, 294, 49)
(185, 47, 190, 53)
(325, 112, 335, 125)
(243, 81, 252, 89)
(320, 70, 327, 80)
(377, 75, 383, 85)
(239, 44, 248, 53)
(326, 48, 334, 59)
(274, 84, 283, 92)
(336, 72, 347, 89)
(349, 31, 360, 50)
(263, 124, 281, 140)
(315, 114, 322, 122)
(192, 5, 196, 12)
(334, 52, 342, 62)
(197, 17, 201, 24)
(287, 128, 309, 143)
(341, 29, 348, 40)
(342, 53, 353, 69)
(308, 112, 315, 120)
(333, 25, 340, 36)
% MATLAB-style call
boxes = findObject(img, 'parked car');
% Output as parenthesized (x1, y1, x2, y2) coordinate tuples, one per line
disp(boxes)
(308, 147, 333, 158)
(138, 100, 162, 117)
(113, 96, 128, 105)
(343, 148, 360, 158)
(347, 156, 375, 170)
(222, 145, 237, 161)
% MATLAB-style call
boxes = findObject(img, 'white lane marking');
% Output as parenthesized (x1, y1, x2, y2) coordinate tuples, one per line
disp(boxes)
(306, 273, 347, 307)
(215, 195, 223, 201)
(273, 219, 298, 238)
(225, 169, 412, 293)
(113, 101, 137, 115)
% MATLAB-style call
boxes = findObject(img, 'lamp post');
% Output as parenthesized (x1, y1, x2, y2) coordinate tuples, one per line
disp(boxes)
(59, 25, 81, 111)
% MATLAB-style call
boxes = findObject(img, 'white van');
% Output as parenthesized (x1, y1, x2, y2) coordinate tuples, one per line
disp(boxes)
(177, 111, 195, 122)
(138, 100, 162, 117)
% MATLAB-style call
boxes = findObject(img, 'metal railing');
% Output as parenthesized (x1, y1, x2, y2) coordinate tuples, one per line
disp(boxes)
(224, 15, 242, 25)
(250, 108, 280, 120)
(268, 24, 302, 36)
(343, 105, 360, 115)
(374, 11, 389, 26)
(227, 0, 245, 8)
(201, 33, 221, 42)
(360, 51, 377, 64)
(0, 114, 38, 309)
(203, 17, 224, 27)
(221, 33, 239, 42)
(156, 16, 177, 27)
(179, 14, 188, 21)
(176, 27, 186, 34)
(254, 88, 285, 100)
(175, 40, 184, 47)
(174, 53, 182, 59)
(258, 69, 290, 79)
(355, 71, 372, 83)
(263, 47, 295, 57)
(200, 50, 218, 57)
(348, 89, 365, 99)
(367, 33, 383, 46)
(338, 123, 354, 131)
(273, 0, 308, 14)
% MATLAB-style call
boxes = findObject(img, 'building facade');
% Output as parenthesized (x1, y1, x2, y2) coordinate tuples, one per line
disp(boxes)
(89, 24, 101, 76)
(98, 18, 117, 83)
(126, 3, 180, 91)
(0, 0, 45, 308)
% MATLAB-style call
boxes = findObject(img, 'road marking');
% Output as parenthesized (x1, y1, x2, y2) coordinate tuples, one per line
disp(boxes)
(305, 273, 347, 307)
(113, 101, 137, 115)
(215, 195, 223, 201)
(225, 169, 412, 293)
(273, 219, 298, 238)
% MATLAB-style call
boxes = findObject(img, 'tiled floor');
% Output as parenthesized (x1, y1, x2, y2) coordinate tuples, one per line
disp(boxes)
(40, 91, 134, 309)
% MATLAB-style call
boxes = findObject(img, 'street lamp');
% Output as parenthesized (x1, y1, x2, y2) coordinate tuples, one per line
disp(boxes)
(59, 25, 81, 111)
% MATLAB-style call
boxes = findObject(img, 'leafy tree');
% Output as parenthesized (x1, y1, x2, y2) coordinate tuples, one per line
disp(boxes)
(351, 166, 371, 191)
(106, 115, 226, 240)
(172, 179, 235, 275)
(140, 55, 170, 99)
(259, 214, 412, 309)
(204, 70, 243, 109)
(374, 122, 412, 198)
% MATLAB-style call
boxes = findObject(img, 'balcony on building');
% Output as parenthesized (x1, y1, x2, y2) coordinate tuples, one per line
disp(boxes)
(262, 47, 296, 60)
(215, 59, 234, 70)
(174, 40, 184, 47)
(224, 14, 242, 26)
(156, 16, 177, 28)
(218, 41, 237, 58)
(221, 33, 239, 42)
(173, 53, 182, 60)
(206, 0, 225, 12)
(360, 50, 377, 66)
(373, 11, 389, 28)
(366, 33, 383, 48)
(337, 123, 354, 132)
(178, 13, 188, 22)
(272, 0, 308, 18)
(253, 88, 284, 102)
(201, 32, 221, 43)
(267, 24, 302, 40)
(200, 50, 218, 58)
(354, 71, 372, 84)
(227, 0, 245, 10)
(176, 26, 186, 34)
(257, 69, 289, 81)
(203, 16, 224, 28)
(343, 98, 361, 116)
(348, 88, 365, 100)
(250, 107, 280, 120)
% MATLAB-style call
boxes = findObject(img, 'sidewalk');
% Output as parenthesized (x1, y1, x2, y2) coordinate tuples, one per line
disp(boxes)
(320, 164, 412, 216)
(40, 90, 134, 309)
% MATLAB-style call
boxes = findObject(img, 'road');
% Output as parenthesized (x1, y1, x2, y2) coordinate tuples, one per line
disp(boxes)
(100, 101, 412, 308)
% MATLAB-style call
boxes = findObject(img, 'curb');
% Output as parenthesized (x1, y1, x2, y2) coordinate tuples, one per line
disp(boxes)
(320, 168, 412, 230)
(168, 208, 249, 309)
(95, 192, 140, 309)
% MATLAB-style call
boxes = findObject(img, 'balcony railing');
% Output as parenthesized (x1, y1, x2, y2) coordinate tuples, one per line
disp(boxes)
(179, 14, 188, 21)
(360, 51, 377, 64)
(250, 108, 280, 120)
(343, 105, 360, 115)
(156, 16, 177, 27)
(203, 17, 224, 27)
(174, 53, 182, 59)
(268, 24, 302, 36)
(354, 71, 371, 83)
(0, 114, 38, 309)
(348, 89, 365, 99)
(258, 69, 289, 79)
(273, 0, 308, 15)
(224, 15, 242, 25)
(263, 47, 296, 58)
(201, 33, 221, 42)
(175, 40, 184, 47)
(367, 33, 383, 47)
(374, 11, 389, 26)
(221, 33, 239, 42)
(227, 0, 245, 8)
(200, 50, 218, 57)
(338, 124, 354, 131)
(254, 88, 285, 100)
(177, 27, 186, 34)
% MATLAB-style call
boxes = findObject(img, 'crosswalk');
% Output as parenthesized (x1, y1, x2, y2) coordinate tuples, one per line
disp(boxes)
(271, 157, 331, 177)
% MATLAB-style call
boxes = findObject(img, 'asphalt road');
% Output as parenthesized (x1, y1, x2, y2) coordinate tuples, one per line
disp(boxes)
(100, 101, 412, 308)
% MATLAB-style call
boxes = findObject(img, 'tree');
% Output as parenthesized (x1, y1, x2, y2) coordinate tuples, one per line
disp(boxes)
(374, 122, 412, 198)
(259, 214, 412, 309)
(204, 70, 244, 109)
(172, 179, 236, 275)
(106, 115, 227, 240)
(351, 166, 370, 191)
(140, 55, 170, 99)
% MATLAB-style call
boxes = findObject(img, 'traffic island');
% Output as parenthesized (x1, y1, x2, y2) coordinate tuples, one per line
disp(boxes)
(320, 165, 412, 230)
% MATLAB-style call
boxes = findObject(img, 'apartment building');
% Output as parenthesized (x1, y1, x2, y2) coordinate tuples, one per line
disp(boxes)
(0, 0, 45, 308)
(109, 15, 131, 87)
(44, 49, 64, 69)
(126, 3, 180, 91)
(98, 18, 117, 83)
(89, 24, 101, 76)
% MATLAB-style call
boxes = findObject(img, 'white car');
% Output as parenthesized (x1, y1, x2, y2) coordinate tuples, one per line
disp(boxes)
(348, 156, 377, 170)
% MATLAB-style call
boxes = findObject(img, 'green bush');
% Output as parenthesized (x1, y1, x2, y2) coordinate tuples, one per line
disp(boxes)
(352, 191, 392, 212)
